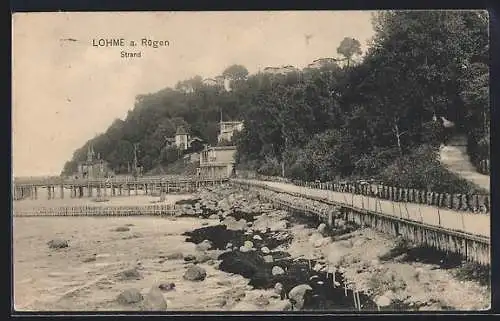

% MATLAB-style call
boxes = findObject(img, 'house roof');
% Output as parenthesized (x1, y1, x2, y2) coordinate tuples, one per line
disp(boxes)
(189, 136, 204, 142)
(176, 126, 188, 135)
(205, 145, 237, 151)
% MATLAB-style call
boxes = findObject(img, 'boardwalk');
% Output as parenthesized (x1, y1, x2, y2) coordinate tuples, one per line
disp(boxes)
(235, 179, 490, 238)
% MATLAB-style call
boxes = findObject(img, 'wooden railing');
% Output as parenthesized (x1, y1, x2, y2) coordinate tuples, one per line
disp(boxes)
(13, 175, 230, 186)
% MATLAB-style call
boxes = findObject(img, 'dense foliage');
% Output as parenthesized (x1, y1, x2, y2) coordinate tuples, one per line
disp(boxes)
(62, 11, 489, 192)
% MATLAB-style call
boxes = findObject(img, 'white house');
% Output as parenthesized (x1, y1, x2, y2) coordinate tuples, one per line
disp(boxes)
(218, 121, 244, 143)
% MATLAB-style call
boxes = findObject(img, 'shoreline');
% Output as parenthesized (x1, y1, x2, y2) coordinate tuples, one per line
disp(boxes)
(13, 184, 490, 311)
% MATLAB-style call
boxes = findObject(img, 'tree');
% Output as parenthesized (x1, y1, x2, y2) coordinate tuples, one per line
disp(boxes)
(222, 64, 249, 90)
(337, 37, 362, 68)
(222, 64, 249, 81)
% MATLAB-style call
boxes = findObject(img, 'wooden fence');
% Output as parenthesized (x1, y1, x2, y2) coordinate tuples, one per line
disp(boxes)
(13, 204, 178, 217)
(249, 183, 490, 266)
(476, 159, 490, 175)
(290, 180, 490, 214)
(234, 172, 490, 214)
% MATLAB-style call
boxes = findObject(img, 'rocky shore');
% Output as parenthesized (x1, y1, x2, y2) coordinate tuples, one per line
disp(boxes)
(178, 184, 490, 311)
(15, 184, 489, 311)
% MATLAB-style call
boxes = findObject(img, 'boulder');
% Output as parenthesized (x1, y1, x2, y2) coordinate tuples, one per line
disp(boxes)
(254, 294, 270, 307)
(142, 286, 168, 311)
(113, 226, 130, 232)
(216, 279, 232, 286)
(313, 263, 323, 272)
(117, 288, 143, 305)
(117, 268, 142, 281)
(253, 235, 263, 241)
(308, 232, 323, 245)
(184, 254, 196, 262)
(239, 246, 251, 253)
(274, 282, 284, 295)
(263, 255, 274, 263)
(272, 266, 285, 276)
(47, 239, 69, 249)
(167, 252, 184, 260)
(158, 282, 176, 291)
(244, 241, 254, 248)
(269, 220, 288, 232)
(225, 242, 233, 249)
(313, 237, 331, 248)
(82, 254, 97, 263)
(195, 240, 213, 252)
(288, 284, 313, 310)
(317, 223, 327, 235)
(195, 253, 212, 264)
(261, 247, 270, 254)
(375, 295, 392, 307)
(183, 265, 207, 281)
(270, 299, 293, 311)
(223, 217, 247, 230)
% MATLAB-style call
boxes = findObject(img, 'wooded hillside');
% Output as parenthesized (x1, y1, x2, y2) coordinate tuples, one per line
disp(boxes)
(62, 11, 489, 193)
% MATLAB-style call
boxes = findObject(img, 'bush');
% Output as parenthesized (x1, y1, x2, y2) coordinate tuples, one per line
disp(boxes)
(378, 144, 484, 194)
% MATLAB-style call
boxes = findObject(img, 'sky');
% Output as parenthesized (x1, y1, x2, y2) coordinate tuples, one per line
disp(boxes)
(12, 11, 376, 177)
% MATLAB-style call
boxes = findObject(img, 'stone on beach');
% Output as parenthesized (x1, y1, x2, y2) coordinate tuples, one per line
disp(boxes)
(239, 246, 252, 253)
(183, 265, 207, 281)
(223, 217, 247, 230)
(272, 266, 285, 276)
(82, 254, 97, 262)
(288, 284, 313, 310)
(195, 252, 212, 264)
(117, 288, 143, 305)
(313, 237, 331, 248)
(117, 268, 143, 281)
(166, 252, 184, 260)
(375, 295, 392, 307)
(263, 255, 274, 263)
(183, 254, 196, 262)
(47, 239, 69, 249)
(195, 239, 213, 252)
(274, 282, 284, 295)
(142, 286, 168, 311)
(112, 226, 130, 232)
(261, 246, 270, 254)
(158, 282, 176, 291)
(317, 223, 327, 235)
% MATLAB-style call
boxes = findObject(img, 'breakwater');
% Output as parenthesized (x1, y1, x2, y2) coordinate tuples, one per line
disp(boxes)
(13, 204, 178, 217)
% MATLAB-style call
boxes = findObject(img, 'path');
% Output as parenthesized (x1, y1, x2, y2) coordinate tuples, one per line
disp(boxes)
(439, 135, 490, 192)
(235, 179, 490, 239)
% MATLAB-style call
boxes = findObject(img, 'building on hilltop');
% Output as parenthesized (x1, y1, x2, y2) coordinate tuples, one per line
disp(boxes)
(167, 126, 205, 152)
(263, 65, 299, 75)
(307, 57, 340, 69)
(76, 145, 113, 179)
(218, 121, 244, 143)
(202, 78, 218, 86)
(175, 126, 189, 150)
(198, 145, 237, 178)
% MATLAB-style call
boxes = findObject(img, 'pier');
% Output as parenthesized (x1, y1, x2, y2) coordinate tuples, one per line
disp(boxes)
(12, 175, 229, 201)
